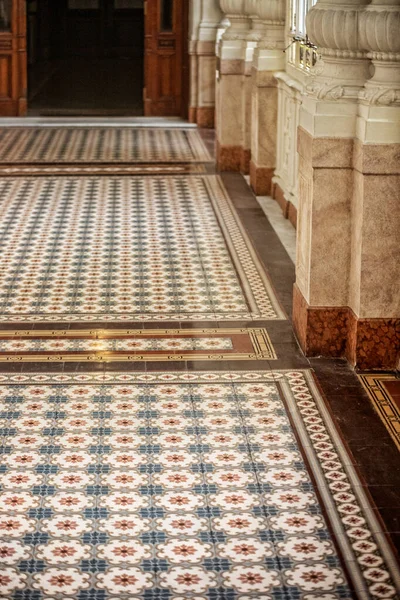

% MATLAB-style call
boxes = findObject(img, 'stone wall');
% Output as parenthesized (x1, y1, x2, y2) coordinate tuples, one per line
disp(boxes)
(195, 0, 399, 370)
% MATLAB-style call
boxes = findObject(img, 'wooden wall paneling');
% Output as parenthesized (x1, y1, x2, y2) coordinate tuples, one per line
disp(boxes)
(144, 0, 188, 116)
(0, 0, 27, 115)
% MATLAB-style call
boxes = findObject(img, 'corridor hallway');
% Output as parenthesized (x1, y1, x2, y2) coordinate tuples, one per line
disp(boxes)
(0, 124, 399, 600)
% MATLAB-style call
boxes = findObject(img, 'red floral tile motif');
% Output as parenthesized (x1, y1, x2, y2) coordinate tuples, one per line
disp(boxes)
(0, 176, 283, 322)
(0, 370, 398, 599)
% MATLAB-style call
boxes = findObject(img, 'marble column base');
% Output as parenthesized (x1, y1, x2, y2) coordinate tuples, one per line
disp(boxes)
(189, 107, 197, 124)
(241, 148, 251, 174)
(189, 107, 215, 128)
(197, 107, 215, 128)
(216, 141, 242, 171)
(250, 160, 273, 195)
(271, 181, 297, 229)
(293, 284, 400, 370)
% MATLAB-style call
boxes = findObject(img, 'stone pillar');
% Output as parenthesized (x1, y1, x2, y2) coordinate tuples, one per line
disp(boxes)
(249, 0, 285, 195)
(240, 0, 264, 172)
(348, 0, 400, 368)
(293, 0, 400, 369)
(189, 0, 222, 128)
(216, 0, 250, 170)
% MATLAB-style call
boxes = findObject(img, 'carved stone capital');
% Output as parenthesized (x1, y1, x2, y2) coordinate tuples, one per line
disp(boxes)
(306, 4, 364, 52)
(256, 0, 285, 25)
(219, 0, 251, 36)
(359, 6, 400, 55)
(358, 4, 400, 105)
(304, 0, 370, 101)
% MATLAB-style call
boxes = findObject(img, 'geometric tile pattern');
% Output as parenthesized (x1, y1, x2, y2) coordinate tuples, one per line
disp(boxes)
(0, 370, 398, 599)
(0, 128, 212, 163)
(359, 374, 400, 451)
(0, 336, 235, 352)
(0, 164, 207, 176)
(0, 328, 277, 361)
(0, 176, 284, 322)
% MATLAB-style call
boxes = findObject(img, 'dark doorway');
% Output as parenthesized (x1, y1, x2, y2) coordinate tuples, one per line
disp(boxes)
(27, 0, 145, 115)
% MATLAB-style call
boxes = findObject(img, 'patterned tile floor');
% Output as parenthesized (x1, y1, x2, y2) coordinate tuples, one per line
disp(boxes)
(0, 128, 211, 164)
(0, 370, 399, 600)
(0, 328, 276, 362)
(0, 175, 283, 322)
(0, 126, 399, 600)
(359, 374, 400, 452)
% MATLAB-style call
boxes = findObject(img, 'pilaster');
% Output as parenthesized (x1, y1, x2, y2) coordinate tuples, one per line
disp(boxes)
(249, 0, 285, 195)
(293, 0, 400, 369)
(189, 0, 222, 128)
(348, 0, 400, 368)
(216, 0, 250, 170)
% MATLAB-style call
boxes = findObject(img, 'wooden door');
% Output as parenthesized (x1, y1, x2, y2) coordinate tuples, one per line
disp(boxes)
(0, 0, 27, 115)
(144, 0, 187, 116)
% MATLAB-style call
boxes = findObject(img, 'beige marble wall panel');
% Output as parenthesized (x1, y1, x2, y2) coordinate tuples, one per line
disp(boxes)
(216, 73, 244, 147)
(296, 155, 314, 301)
(358, 174, 400, 318)
(242, 73, 252, 152)
(189, 55, 199, 110)
(353, 140, 400, 175)
(348, 169, 364, 317)
(297, 128, 353, 168)
(308, 167, 353, 307)
(296, 130, 354, 308)
(251, 84, 278, 167)
(198, 55, 217, 108)
(220, 59, 245, 75)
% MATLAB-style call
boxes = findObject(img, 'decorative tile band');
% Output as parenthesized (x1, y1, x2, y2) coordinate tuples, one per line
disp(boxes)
(0, 164, 207, 176)
(359, 373, 400, 451)
(0, 369, 398, 599)
(0, 128, 212, 164)
(0, 175, 285, 322)
(0, 328, 276, 361)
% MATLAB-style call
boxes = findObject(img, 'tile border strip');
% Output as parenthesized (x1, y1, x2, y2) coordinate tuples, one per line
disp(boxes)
(0, 164, 208, 176)
(358, 373, 400, 452)
(0, 368, 399, 599)
(0, 328, 277, 362)
(205, 176, 286, 320)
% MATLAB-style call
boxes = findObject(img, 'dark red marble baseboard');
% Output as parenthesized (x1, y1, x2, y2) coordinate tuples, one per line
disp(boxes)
(216, 141, 242, 171)
(347, 314, 400, 371)
(197, 107, 215, 128)
(272, 181, 298, 229)
(188, 106, 197, 124)
(189, 107, 215, 128)
(240, 148, 251, 174)
(293, 284, 400, 370)
(249, 160, 273, 196)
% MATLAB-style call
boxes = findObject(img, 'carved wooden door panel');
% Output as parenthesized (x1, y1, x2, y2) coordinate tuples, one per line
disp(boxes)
(0, 0, 27, 115)
(144, 0, 187, 116)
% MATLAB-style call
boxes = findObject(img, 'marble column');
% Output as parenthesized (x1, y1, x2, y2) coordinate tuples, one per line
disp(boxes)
(249, 0, 285, 195)
(240, 0, 264, 172)
(189, 0, 222, 128)
(348, 0, 400, 368)
(216, 0, 250, 170)
(293, 0, 400, 369)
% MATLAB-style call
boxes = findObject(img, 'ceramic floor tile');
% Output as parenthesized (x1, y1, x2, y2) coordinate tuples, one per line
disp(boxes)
(0, 370, 398, 599)
(0, 175, 284, 323)
(0, 127, 212, 164)
(0, 328, 276, 362)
